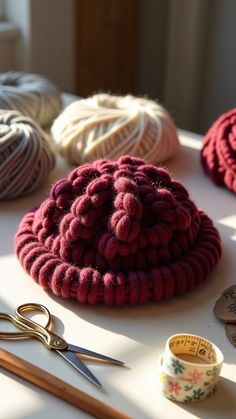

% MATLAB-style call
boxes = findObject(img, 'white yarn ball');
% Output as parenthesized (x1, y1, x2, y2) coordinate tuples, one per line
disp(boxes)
(0, 71, 62, 127)
(51, 94, 179, 164)
(0, 110, 55, 199)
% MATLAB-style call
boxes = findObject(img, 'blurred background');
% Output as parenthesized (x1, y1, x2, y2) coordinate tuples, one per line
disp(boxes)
(0, 0, 236, 134)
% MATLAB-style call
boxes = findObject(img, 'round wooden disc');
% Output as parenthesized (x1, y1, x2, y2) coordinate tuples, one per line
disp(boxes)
(213, 285, 236, 323)
(225, 323, 236, 347)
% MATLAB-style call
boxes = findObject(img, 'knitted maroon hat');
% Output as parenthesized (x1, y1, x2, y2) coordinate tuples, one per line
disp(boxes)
(201, 108, 236, 194)
(15, 156, 221, 305)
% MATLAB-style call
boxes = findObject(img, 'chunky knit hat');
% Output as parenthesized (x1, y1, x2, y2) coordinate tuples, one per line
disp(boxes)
(201, 108, 236, 194)
(15, 156, 221, 305)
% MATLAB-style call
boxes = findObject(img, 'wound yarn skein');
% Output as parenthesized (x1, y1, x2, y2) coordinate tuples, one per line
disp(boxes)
(51, 94, 179, 164)
(0, 110, 55, 199)
(201, 108, 236, 194)
(15, 156, 221, 306)
(0, 71, 62, 127)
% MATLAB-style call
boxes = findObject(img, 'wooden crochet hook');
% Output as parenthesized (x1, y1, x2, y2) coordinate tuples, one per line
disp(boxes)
(0, 348, 130, 419)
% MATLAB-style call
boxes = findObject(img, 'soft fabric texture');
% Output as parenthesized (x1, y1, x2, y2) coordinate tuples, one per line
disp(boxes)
(0, 71, 62, 127)
(15, 156, 221, 306)
(51, 94, 179, 164)
(201, 108, 236, 194)
(0, 110, 55, 199)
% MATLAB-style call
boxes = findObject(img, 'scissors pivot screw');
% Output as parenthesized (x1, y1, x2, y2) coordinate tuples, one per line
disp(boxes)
(54, 339, 63, 346)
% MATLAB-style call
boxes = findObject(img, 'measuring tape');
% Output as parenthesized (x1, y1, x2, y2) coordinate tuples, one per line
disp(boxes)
(157, 334, 224, 402)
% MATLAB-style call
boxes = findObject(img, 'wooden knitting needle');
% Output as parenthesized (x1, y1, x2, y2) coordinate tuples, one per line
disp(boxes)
(0, 348, 130, 419)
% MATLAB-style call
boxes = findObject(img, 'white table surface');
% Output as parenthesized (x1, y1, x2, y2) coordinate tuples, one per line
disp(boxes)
(0, 130, 236, 419)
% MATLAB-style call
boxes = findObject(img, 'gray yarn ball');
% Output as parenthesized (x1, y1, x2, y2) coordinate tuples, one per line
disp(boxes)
(0, 71, 62, 127)
(0, 110, 55, 199)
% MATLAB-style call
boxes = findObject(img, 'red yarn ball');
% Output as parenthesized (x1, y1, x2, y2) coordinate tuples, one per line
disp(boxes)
(15, 156, 221, 305)
(201, 108, 236, 193)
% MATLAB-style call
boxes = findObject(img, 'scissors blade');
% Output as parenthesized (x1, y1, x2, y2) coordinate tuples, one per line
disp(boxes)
(67, 343, 125, 366)
(56, 349, 102, 388)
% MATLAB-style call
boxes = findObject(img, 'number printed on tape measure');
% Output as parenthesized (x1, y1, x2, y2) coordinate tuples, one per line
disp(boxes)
(170, 335, 216, 362)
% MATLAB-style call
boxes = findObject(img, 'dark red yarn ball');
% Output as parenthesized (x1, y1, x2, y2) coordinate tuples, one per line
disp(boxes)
(201, 108, 236, 193)
(15, 156, 221, 305)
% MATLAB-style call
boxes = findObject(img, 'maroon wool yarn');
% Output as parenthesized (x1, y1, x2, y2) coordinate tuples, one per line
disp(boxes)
(201, 108, 236, 194)
(15, 156, 221, 305)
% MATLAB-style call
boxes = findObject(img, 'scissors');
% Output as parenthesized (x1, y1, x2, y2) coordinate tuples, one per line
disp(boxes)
(0, 303, 126, 388)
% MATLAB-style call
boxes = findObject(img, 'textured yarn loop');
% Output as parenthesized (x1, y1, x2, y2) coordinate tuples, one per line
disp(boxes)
(15, 156, 221, 306)
(0, 110, 55, 199)
(51, 94, 179, 164)
(0, 71, 62, 126)
(201, 108, 236, 194)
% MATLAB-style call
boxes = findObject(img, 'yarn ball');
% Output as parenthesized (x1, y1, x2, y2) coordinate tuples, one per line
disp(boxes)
(51, 93, 179, 164)
(0, 71, 62, 126)
(15, 156, 221, 306)
(201, 108, 236, 193)
(0, 110, 55, 199)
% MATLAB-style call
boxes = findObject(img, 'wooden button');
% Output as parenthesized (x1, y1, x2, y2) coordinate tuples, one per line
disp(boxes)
(225, 323, 236, 347)
(213, 285, 236, 323)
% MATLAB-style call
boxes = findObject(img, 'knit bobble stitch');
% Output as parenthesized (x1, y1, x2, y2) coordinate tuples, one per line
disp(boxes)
(201, 108, 236, 194)
(15, 156, 221, 305)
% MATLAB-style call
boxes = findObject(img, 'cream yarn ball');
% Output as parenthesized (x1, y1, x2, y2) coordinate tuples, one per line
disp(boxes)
(51, 94, 179, 164)
(0, 71, 62, 127)
(0, 110, 55, 199)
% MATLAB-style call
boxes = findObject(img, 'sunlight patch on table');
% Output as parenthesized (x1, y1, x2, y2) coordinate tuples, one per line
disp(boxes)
(218, 215, 236, 241)
(0, 374, 43, 419)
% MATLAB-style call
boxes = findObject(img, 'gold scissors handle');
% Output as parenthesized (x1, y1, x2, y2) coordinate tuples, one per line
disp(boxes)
(0, 303, 67, 350)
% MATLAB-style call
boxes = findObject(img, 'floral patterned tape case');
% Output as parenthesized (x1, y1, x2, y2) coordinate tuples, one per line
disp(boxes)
(157, 334, 224, 402)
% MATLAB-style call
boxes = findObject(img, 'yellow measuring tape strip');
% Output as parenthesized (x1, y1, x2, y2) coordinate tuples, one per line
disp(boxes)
(157, 334, 224, 402)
